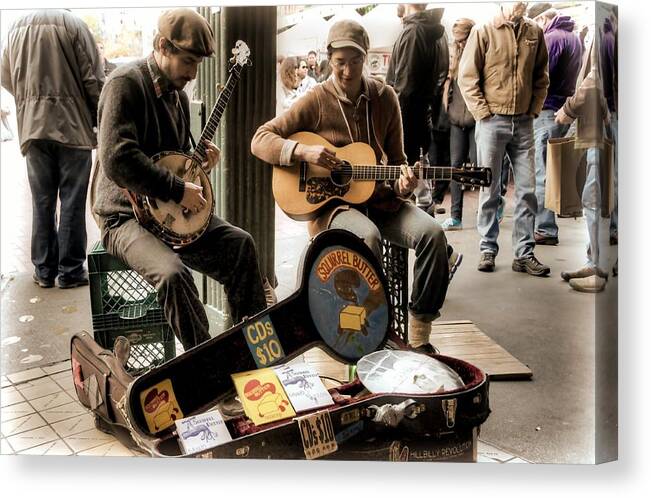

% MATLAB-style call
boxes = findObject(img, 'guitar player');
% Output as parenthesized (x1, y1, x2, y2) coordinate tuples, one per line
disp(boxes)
(251, 20, 461, 354)
(93, 8, 268, 351)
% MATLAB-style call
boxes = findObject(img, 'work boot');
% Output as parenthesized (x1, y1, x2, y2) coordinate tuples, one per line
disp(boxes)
(534, 232, 559, 246)
(477, 252, 495, 272)
(512, 255, 550, 276)
(32, 272, 54, 288)
(58, 272, 89, 289)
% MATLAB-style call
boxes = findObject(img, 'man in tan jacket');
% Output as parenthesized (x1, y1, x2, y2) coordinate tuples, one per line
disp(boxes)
(459, 2, 550, 276)
(252, 21, 457, 353)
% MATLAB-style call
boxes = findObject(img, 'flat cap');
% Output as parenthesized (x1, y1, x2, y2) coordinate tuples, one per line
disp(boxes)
(158, 8, 215, 57)
(327, 20, 370, 55)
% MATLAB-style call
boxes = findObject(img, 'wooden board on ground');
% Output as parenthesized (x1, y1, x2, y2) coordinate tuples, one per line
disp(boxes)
(429, 320, 532, 380)
(296, 320, 532, 383)
(290, 348, 351, 389)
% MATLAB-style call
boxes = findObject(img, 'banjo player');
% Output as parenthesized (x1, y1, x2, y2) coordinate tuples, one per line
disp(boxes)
(93, 8, 269, 351)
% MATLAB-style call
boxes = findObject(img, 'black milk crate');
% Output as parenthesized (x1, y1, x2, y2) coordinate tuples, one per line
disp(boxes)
(381, 239, 409, 343)
(88, 241, 176, 374)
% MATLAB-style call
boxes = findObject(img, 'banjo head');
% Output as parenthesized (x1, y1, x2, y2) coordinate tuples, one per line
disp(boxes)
(145, 152, 214, 246)
(301, 229, 390, 362)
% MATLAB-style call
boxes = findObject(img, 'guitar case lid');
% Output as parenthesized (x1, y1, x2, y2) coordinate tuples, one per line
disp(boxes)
(125, 229, 394, 439)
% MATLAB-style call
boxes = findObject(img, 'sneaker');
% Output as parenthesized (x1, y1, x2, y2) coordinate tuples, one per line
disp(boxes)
(32, 273, 54, 288)
(441, 217, 462, 231)
(512, 255, 550, 277)
(448, 250, 463, 282)
(560, 266, 608, 282)
(57, 274, 89, 289)
(534, 232, 559, 246)
(477, 252, 495, 272)
(569, 275, 606, 293)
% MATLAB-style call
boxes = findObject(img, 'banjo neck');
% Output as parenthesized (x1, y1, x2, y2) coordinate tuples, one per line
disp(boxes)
(190, 64, 244, 167)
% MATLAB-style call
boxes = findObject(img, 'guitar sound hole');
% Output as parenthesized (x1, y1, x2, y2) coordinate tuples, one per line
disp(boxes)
(330, 162, 353, 187)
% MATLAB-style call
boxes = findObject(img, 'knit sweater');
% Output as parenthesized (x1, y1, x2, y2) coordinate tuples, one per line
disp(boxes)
(251, 75, 408, 234)
(93, 55, 189, 221)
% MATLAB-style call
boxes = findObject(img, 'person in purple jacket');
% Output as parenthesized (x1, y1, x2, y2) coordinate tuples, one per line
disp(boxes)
(529, 5, 583, 245)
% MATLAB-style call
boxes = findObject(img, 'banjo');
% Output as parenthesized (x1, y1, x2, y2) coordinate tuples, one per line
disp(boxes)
(125, 41, 251, 248)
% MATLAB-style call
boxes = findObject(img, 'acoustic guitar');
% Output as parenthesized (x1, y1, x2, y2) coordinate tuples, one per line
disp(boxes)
(272, 131, 492, 221)
(124, 41, 251, 248)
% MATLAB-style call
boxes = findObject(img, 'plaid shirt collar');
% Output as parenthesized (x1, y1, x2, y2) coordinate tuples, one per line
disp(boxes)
(146, 53, 176, 99)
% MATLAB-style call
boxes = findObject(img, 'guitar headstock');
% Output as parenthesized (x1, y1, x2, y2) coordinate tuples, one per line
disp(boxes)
(452, 163, 492, 191)
(230, 40, 252, 68)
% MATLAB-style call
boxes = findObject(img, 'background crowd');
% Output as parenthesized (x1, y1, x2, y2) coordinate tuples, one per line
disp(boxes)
(277, 1, 618, 293)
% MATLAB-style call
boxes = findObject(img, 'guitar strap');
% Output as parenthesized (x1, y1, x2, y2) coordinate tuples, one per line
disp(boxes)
(366, 99, 388, 166)
(176, 93, 197, 151)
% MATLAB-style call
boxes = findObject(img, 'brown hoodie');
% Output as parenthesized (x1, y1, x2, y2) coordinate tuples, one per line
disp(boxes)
(251, 75, 408, 235)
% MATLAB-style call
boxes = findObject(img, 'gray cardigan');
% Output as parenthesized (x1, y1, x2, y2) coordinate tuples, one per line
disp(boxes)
(93, 56, 189, 221)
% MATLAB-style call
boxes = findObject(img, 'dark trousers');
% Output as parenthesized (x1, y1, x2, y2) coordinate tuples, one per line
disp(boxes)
(25, 140, 92, 281)
(429, 128, 451, 204)
(102, 215, 267, 350)
(449, 124, 477, 221)
(400, 101, 431, 164)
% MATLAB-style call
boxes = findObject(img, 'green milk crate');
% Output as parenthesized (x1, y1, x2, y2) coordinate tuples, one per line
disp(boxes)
(88, 241, 176, 374)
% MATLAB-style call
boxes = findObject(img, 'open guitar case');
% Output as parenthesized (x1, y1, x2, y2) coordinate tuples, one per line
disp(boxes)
(70, 229, 490, 462)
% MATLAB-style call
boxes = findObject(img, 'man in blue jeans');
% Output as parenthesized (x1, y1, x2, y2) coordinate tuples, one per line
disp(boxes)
(459, 2, 550, 275)
(1, 10, 104, 288)
(530, 6, 582, 245)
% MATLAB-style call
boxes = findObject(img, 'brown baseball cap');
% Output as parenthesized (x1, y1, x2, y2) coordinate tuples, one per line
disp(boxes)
(327, 20, 370, 55)
(158, 8, 215, 57)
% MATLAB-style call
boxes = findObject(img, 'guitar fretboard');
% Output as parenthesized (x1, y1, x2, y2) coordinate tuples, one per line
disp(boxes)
(191, 64, 244, 165)
(351, 165, 454, 181)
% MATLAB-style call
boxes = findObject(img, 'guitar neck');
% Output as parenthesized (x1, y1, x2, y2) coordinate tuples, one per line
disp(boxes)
(191, 64, 243, 164)
(351, 165, 454, 181)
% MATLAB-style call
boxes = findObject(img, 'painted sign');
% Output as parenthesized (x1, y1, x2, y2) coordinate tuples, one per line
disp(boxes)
(308, 245, 388, 359)
(242, 314, 286, 368)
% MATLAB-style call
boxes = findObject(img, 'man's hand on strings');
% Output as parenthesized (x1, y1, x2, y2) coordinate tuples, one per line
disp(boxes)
(396, 164, 418, 196)
(180, 182, 207, 214)
(201, 140, 220, 173)
(294, 144, 342, 171)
